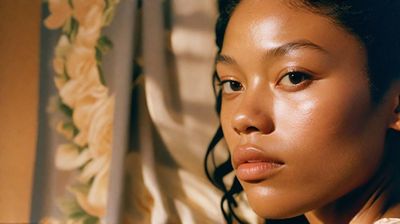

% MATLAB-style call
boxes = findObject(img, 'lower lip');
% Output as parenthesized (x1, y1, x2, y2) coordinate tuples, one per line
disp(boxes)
(236, 162, 283, 182)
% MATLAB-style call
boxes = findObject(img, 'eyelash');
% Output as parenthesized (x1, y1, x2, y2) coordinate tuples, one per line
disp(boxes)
(217, 70, 313, 94)
(277, 71, 313, 90)
(218, 79, 244, 94)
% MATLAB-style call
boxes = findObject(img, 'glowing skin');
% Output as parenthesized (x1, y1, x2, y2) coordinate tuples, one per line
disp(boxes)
(217, 0, 400, 223)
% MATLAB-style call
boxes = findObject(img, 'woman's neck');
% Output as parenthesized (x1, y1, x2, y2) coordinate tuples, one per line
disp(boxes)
(304, 170, 400, 224)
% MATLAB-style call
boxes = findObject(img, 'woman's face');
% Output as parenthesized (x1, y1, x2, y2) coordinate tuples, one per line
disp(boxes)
(217, 0, 393, 218)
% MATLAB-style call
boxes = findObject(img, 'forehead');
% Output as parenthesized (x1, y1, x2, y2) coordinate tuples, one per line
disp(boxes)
(222, 0, 363, 60)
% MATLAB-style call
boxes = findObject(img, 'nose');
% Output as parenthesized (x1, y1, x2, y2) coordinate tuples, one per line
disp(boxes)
(231, 92, 275, 135)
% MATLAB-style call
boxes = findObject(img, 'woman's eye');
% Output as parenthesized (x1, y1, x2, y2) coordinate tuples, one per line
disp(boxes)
(221, 80, 243, 94)
(278, 71, 312, 87)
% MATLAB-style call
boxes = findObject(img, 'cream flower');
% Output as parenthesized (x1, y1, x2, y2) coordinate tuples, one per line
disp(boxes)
(72, 190, 104, 217)
(53, 57, 65, 76)
(54, 74, 68, 90)
(70, 174, 108, 217)
(73, 96, 108, 147)
(77, 95, 114, 197)
(66, 220, 85, 224)
(79, 154, 109, 183)
(75, 5, 104, 48)
(55, 35, 72, 58)
(44, 0, 72, 29)
(65, 44, 97, 79)
(70, 162, 110, 218)
(87, 162, 109, 217)
(72, 0, 105, 25)
(39, 217, 62, 224)
(60, 64, 107, 109)
(54, 72, 69, 92)
(87, 96, 114, 157)
(78, 96, 114, 181)
(53, 35, 72, 89)
(55, 144, 91, 170)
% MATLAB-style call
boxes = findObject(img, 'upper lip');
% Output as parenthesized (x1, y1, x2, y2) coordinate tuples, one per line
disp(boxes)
(232, 144, 284, 169)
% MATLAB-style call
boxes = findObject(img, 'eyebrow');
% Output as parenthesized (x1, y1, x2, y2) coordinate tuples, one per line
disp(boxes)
(216, 39, 328, 65)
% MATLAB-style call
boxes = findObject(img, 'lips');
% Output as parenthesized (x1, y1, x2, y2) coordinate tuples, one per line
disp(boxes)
(233, 144, 284, 182)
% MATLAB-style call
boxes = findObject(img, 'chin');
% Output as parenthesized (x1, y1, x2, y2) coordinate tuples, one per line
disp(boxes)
(249, 203, 304, 220)
(244, 186, 307, 220)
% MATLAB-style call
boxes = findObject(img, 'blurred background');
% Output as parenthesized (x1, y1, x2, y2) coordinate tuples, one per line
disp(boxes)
(0, 0, 237, 223)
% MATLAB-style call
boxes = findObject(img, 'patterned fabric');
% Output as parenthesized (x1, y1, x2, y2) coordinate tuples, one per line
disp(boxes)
(374, 218, 400, 224)
(35, 0, 259, 223)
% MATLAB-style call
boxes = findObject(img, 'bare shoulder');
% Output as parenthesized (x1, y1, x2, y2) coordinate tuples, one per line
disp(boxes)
(374, 218, 400, 224)
(376, 204, 400, 224)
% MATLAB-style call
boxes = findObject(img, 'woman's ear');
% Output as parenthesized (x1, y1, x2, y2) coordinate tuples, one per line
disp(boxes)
(387, 80, 400, 130)
(389, 91, 400, 131)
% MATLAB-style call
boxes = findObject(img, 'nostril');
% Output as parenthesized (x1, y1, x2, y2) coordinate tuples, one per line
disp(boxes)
(234, 126, 260, 135)
(245, 126, 259, 134)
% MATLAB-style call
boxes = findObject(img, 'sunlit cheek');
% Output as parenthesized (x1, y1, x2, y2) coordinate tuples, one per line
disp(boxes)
(296, 98, 317, 113)
(273, 94, 318, 135)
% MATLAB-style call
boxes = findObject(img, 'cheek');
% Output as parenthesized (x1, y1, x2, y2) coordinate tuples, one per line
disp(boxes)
(276, 77, 374, 155)
(272, 80, 386, 208)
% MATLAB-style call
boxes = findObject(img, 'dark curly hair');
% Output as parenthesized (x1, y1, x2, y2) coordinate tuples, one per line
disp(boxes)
(205, 0, 400, 223)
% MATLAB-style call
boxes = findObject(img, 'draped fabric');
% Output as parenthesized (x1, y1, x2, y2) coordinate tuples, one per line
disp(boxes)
(121, 0, 225, 223)
(32, 0, 255, 223)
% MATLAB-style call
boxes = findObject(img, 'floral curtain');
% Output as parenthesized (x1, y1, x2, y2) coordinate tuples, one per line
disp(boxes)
(31, 0, 258, 223)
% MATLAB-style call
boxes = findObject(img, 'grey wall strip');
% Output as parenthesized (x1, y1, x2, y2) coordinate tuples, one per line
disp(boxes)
(103, 0, 138, 223)
(30, 4, 63, 222)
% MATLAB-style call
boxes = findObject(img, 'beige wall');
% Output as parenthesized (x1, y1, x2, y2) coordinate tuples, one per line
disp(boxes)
(0, 0, 41, 222)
